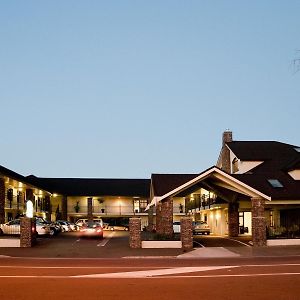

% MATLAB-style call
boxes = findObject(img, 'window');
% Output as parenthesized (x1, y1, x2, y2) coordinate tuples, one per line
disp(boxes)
(232, 158, 239, 173)
(267, 179, 283, 188)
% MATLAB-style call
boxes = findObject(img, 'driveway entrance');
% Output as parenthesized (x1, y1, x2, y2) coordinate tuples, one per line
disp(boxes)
(193, 235, 252, 248)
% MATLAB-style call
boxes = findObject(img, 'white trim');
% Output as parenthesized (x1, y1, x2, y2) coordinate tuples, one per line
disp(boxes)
(148, 167, 271, 208)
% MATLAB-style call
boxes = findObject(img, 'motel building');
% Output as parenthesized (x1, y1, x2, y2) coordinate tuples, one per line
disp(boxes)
(1, 131, 300, 247)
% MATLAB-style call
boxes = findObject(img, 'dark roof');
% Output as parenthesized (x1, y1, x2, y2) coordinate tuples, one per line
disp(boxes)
(227, 141, 300, 200)
(0, 165, 28, 183)
(151, 173, 199, 196)
(26, 176, 150, 197)
(227, 141, 300, 169)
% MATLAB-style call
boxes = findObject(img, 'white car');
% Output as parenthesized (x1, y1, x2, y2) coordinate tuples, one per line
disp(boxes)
(56, 220, 71, 232)
(0, 219, 50, 236)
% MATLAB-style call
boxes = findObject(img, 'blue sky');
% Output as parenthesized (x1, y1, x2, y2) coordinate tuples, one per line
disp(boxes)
(0, 1, 299, 178)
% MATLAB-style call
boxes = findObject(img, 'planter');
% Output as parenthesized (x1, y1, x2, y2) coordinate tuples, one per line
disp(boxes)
(141, 241, 182, 248)
(267, 239, 300, 246)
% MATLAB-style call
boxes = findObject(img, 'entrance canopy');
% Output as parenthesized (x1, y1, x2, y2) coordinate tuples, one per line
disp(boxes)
(147, 166, 271, 209)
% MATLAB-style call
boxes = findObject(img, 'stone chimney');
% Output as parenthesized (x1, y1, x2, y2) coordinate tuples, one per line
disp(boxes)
(221, 130, 232, 173)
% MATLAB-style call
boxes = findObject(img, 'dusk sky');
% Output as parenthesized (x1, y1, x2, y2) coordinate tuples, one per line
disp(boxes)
(0, 1, 299, 179)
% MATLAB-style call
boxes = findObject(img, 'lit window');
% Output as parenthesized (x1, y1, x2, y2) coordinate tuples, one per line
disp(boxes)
(267, 179, 283, 188)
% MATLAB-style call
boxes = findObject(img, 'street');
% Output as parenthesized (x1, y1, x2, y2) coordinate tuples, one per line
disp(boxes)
(0, 256, 299, 300)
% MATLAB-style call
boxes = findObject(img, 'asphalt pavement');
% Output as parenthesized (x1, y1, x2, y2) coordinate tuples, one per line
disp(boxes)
(0, 231, 299, 259)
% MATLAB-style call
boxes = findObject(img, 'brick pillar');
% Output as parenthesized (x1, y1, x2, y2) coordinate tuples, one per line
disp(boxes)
(158, 197, 173, 238)
(181, 217, 193, 251)
(252, 197, 266, 247)
(20, 217, 36, 247)
(61, 195, 68, 220)
(221, 130, 232, 173)
(45, 195, 51, 221)
(129, 218, 141, 248)
(156, 202, 162, 234)
(147, 206, 154, 231)
(228, 202, 239, 237)
(0, 178, 5, 224)
(87, 197, 93, 222)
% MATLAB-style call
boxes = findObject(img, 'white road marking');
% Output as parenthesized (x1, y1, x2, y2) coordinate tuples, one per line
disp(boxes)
(97, 231, 115, 247)
(0, 272, 300, 279)
(73, 266, 237, 278)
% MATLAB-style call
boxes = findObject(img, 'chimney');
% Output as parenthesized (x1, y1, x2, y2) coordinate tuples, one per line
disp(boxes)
(221, 130, 232, 173)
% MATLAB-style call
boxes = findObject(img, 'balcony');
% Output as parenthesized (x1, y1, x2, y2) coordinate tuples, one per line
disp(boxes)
(69, 205, 149, 216)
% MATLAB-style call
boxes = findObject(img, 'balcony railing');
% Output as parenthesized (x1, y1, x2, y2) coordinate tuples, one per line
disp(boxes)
(69, 205, 149, 215)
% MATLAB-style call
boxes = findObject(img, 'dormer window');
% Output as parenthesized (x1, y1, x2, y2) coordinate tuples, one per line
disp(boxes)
(232, 158, 239, 173)
(267, 179, 283, 188)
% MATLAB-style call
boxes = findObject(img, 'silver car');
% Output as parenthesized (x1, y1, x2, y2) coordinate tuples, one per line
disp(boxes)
(192, 221, 211, 235)
(0, 219, 50, 236)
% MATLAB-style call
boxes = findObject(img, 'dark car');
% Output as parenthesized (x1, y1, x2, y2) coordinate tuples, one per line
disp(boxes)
(79, 222, 103, 239)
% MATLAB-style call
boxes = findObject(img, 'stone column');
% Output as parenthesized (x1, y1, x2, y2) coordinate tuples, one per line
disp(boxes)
(252, 197, 266, 247)
(221, 130, 233, 173)
(181, 217, 193, 251)
(129, 218, 141, 248)
(158, 197, 173, 238)
(61, 195, 68, 220)
(155, 202, 162, 234)
(147, 206, 154, 232)
(0, 178, 5, 224)
(87, 197, 93, 222)
(228, 202, 239, 237)
(20, 217, 36, 247)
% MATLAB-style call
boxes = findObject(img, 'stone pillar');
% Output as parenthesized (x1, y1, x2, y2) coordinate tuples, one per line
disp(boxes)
(129, 218, 141, 248)
(87, 197, 93, 222)
(0, 178, 5, 224)
(252, 197, 266, 247)
(20, 217, 36, 247)
(181, 217, 193, 251)
(147, 206, 154, 232)
(228, 202, 239, 237)
(157, 197, 173, 238)
(155, 202, 162, 234)
(221, 130, 233, 173)
(61, 195, 68, 220)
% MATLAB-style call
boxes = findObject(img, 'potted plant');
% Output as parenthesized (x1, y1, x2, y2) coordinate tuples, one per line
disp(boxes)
(98, 198, 105, 213)
(74, 201, 80, 213)
(179, 203, 184, 213)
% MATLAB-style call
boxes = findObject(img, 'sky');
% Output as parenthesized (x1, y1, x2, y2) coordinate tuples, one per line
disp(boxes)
(0, 1, 300, 179)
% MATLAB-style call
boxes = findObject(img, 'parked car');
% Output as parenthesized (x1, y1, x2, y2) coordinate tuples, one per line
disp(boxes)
(67, 222, 78, 231)
(108, 224, 129, 231)
(0, 219, 50, 236)
(78, 222, 103, 239)
(56, 220, 71, 232)
(35, 217, 61, 236)
(192, 221, 210, 235)
(173, 221, 181, 233)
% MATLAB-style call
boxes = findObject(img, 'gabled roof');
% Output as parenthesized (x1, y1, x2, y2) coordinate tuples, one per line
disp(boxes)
(225, 141, 300, 199)
(151, 174, 199, 197)
(227, 141, 300, 171)
(26, 176, 151, 197)
(148, 166, 271, 208)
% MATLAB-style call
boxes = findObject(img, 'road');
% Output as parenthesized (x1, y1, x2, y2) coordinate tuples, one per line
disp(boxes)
(0, 256, 299, 300)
